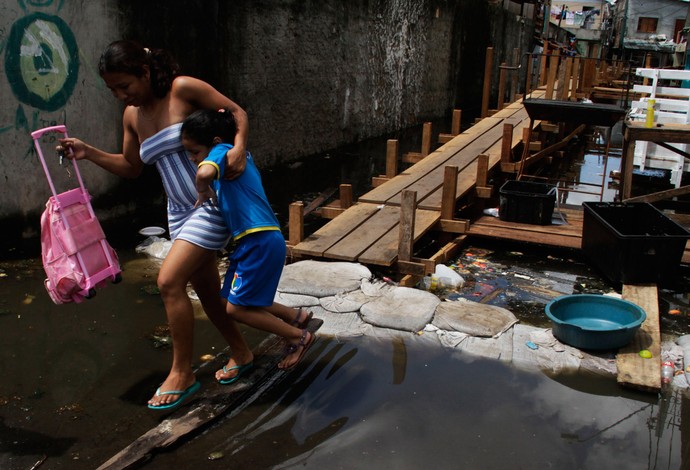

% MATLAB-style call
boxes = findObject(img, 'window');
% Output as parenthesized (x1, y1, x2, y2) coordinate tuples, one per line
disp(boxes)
(637, 17, 658, 33)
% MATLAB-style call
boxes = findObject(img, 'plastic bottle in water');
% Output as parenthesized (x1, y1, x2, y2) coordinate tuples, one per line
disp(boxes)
(661, 360, 675, 384)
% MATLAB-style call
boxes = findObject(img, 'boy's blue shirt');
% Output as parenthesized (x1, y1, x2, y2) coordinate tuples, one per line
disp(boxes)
(201, 143, 280, 241)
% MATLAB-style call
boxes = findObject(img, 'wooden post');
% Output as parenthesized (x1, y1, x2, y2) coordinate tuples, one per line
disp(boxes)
(498, 63, 507, 110)
(562, 57, 573, 100)
(339, 184, 353, 209)
(288, 202, 304, 246)
(643, 53, 652, 87)
(441, 166, 458, 220)
(398, 190, 417, 262)
(451, 109, 461, 135)
(510, 48, 519, 102)
(571, 57, 581, 97)
(526, 53, 533, 95)
(540, 43, 549, 86)
(421, 122, 432, 157)
(501, 123, 514, 164)
(386, 139, 399, 178)
(481, 47, 494, 118)
(545, 55, 559, 100)
(439, 110, 461, 144)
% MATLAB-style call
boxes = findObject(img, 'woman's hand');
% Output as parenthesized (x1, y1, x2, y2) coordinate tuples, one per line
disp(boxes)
(223, 145, 246, 180)
(57, 137, 89, 160)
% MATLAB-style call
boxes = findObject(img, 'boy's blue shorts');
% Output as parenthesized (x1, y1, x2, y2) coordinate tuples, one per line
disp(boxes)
(221, 230, 285, 307)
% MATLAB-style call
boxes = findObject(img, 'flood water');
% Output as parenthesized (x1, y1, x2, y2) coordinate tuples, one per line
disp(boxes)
(2, 121, 690, 469)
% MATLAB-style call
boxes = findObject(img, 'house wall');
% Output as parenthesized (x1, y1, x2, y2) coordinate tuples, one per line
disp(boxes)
(623, 0, 687, 41)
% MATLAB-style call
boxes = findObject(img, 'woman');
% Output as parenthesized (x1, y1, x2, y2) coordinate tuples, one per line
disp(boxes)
(59, 40, 270, 409)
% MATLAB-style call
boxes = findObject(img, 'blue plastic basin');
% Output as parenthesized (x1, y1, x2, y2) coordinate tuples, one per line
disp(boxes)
(544, 294, 646, 350)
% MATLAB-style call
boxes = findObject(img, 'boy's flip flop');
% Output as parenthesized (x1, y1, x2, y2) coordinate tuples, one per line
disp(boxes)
(218, 362, 254, 385)
(147, 381, 201, 410)
(291, 308, 313, 328)
(280, 329, 315, 370)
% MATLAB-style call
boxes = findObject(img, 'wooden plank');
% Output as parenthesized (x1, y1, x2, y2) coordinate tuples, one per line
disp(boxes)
(420, 112, 534, 209)
(97, 319, 324, 470)
(291, 203, 380, 257)
(466, 211, 583, 249)
(392, 113, 531, 209)
(358, 209, 440, 266)
(398, 190, 417, 261)
(323, 205, 401, 261)
(617, 285, 661, 392)
(358, 116, 507, 205)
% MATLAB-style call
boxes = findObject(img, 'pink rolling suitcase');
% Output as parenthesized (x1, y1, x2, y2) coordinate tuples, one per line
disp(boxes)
(32, 125, 121, 304)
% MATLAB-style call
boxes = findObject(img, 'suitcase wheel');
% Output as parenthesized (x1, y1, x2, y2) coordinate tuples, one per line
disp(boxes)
(86, 288, 97, 299)
(112, 273, 122, 284)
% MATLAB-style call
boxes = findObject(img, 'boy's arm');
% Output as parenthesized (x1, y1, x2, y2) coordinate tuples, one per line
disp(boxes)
(194, 162, 219, 208)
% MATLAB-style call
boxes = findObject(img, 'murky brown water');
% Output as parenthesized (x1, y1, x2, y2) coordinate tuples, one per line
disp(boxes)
(1, 242, 688, 469)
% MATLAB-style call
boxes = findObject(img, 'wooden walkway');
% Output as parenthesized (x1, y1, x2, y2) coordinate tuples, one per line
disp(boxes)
(292, 96, 556, 267)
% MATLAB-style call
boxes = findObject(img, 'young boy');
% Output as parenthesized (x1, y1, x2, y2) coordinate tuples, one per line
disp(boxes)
(181, 109, 315, 374)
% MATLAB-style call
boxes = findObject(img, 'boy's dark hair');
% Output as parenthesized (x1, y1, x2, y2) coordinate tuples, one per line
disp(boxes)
(98, 39, 180, 99)
(181, 108, 237, 147)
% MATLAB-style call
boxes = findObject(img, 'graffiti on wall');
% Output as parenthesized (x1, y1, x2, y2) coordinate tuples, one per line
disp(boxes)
(1, 0, 79, 157)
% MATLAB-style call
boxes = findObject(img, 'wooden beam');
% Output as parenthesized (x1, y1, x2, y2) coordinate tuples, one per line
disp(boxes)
(397, 259, 426, 276)
(618, 284, 661, 392)
(316, 206, 346, 219)
(303, 187, 337, 216)
(624, 185, 690, 203)
(288, 202, 304, 246)
(371, 176, 390, 187)
(437, 218, 470, 233)
(398, 190, 417, 262)
(441, 166, 458, 220)
(429, 235, 467, 265)
(520, 124, 585, 169)
(402, 152, 423, 164)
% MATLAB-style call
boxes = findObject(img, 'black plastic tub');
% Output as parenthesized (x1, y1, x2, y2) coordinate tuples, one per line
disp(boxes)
(499, 180, 557, 225)
(582, 202, 690, 285)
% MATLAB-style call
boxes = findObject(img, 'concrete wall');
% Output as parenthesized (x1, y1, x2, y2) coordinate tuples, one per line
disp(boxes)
(0, 0, 533, 252)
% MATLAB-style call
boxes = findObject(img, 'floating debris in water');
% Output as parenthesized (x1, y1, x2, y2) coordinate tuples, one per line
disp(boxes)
(22, 295, 35, 305)
(56, 403, 83, 415)
(147, 325, 172, 349)
(208, 451, 224, 460)
(141, 285, 160, 295)
(669, 309, 682, 316)
(199, 354, 215, 362)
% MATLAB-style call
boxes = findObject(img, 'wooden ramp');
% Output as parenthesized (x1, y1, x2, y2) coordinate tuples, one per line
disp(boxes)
(292, 96, 543, 267)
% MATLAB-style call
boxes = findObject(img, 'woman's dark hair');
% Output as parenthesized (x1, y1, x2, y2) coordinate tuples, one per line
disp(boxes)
(98, 39, 180, 98)
(181, 108, 237, 147)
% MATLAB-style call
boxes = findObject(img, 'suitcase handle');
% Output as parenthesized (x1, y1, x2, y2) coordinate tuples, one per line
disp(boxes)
(32, 125, 87, 204)
(31, 125, 67, 139)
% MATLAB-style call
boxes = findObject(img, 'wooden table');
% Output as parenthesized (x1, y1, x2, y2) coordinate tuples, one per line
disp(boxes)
(620, 121, 690, 199)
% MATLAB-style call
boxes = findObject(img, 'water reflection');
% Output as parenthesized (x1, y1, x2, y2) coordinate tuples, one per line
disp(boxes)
(146, 335, 686, 470)
(0, 249, 688, 469)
